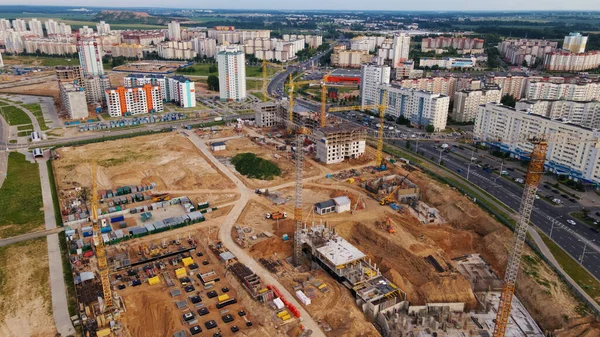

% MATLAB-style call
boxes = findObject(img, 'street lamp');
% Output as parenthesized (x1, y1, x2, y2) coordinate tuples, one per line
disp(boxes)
(548, 215, 563, 238)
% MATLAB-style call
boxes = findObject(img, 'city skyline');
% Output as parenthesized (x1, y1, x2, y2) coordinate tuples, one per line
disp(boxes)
(1, 1, 600, 11)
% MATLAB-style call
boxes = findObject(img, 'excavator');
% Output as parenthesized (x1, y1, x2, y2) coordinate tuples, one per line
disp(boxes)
(152, 193, 171, 202)
(385, 217, 396, 234)
(380, 173, 410, 206)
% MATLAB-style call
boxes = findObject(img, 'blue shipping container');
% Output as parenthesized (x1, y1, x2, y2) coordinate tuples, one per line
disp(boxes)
(111, 215, 125, 223)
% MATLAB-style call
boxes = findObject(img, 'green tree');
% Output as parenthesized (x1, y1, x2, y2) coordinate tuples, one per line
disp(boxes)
(208, 65, 218, 73)
(396, 115, 411, 125)
(426, 124, 435, 133)
(207, 75, 219, 91)
(522, 60, 528, 67)
(405, 140, 412, 150)
(500, 94, 517, 108)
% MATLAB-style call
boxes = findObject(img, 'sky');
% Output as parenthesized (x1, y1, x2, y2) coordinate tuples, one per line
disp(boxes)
(3, 0, 600, 11)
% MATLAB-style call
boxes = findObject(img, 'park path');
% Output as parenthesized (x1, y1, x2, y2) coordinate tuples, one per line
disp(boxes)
(0, 99, 41, 132)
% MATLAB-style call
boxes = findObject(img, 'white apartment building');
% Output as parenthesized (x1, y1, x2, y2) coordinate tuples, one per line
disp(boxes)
(313, 126, 367, 164)
(28, 18, 44, 37)
(217, 46, 246, 101)
(543, 51, 600, 72)
(419, 57, 476, 69)
(0, 51, 3, 68)
(498, 39, 558, 66)
(105, 84, 163, 117)
(475, 102, 600, 184)
(45, 20, 58, 36)
(84, 76, 111, 104)
(331, 45, 371, 68)
(382, 84, 450, 131)
(485, 72, 529, 99)
(78, 39, 104, 77)
(24, 37, 77, 55)
(397, 76, 482, 99)
(350, 36, 386, 52)
(167, 76, 196, 108)
(59, 81, 88, 120)
(391, 33, 410, 68)
(11, 19, 26, 32)
(563, 33, 588, 53)
(0, 19, 11, 31)
(96, 21, 111, 35)
(525, 80, 600, 101)
(168, 21, 181, 41)
(157, 40, 197, 60)
(58, 22, 71, 36)
(360, 63, 390, 108)
(192, 37, 217, 58)
(515, 99, 600, 129)
(79, 26, 94, 36)
(121, 30, 165, 45)
(4, 30, 25, 53)
(109, 44, 144, 59)
(421, 36, 484, 54)
(208, 29, 270, 44)
(452, 85, 502, 123)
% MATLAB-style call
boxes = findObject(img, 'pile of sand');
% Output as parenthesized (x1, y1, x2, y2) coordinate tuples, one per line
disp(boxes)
(121, 289, 179, 337)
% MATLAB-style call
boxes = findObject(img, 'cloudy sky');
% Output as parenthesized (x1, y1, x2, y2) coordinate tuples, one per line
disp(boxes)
(4, 0, 600, 11)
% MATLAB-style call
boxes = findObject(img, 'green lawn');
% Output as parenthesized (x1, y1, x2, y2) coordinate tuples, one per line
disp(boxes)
(0, 105, 33, 126)
(250, 92, 271, 101)
(17, 124, 33, 131)
(177, 64, 277, 77)
(540, 232, 600, 304)
(0, 153, 44, 238)
(569, 211, 599, 230)
(22, 103, 49, 130)
(17, 131, 30, 137)
(2, 55, 80, 67)
(246, 79, 264, 91)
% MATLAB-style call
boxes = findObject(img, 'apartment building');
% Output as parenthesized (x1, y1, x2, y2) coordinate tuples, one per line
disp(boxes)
(207, 29, 270, 44)
(283, 34, 323, 49)
(124, 74, 167, 101)
(452, 85, 502, 123)
(96, 21, 111, 35)
(543, 51, 600, 72)
(11, 19, 26, 32)
(78, 39, 104, 77)
(475, 102, 600, 184)
(397, 76, 481, 99)
(360, 63, 391, 108)
(157, 40, 197, 60)
(515, 99, 600, 129)
(28, 18, 43, 37)
(167, 76, 196, 108)
(563, 33, 588, 53)
(105, 84, 163, 117)
(391, 33, 410, 68)
(419, 57, 476, 69)
(3, 30, 26, 53)
(191, 37, 217, 58)
(217, 46, 246, 101)
(0, 19, 11, 31)
(313, 125, 367, 164)
(56, 66, 83, 82)
(421, 36, 484, 54)
(350, 36, 387, 52)
(254, 101, 283, 127)
(79, 26, 94, 36)
(84, 76, 111, 104)
(181, 28, 206, 41)
(109, 44, 144, 59)
(167, 21, 181, 41)
(331, 45, 372, 68)
(23, 37, 77, 55)
(485, 72, 529, 99)
(498, 39, 558, 66)
(525, 80, 600, 101)
(382, 84, 450, 131)
(121, 30, 165, 45)
(59, 81, 88, 120)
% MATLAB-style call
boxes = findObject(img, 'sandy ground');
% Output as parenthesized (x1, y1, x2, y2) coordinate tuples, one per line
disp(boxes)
(0, 80, 59, 99)
(0, 238, 56, 337)
(53, 132, 235, 192)
(234, 154, 598, 335)
(215, 136, 321, 189)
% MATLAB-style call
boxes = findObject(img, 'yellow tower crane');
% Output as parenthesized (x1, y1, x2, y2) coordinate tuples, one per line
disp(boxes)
(285, 73, 330, 129)
(90, 163, 113, 308)
(328, 90, 388, 168)
(261, 59, 283, 102)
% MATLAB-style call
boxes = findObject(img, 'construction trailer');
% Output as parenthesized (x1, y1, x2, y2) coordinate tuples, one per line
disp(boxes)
(312, 125, 367, 164)
(314, 196, 351, 215)
(298, 224, 405, 318)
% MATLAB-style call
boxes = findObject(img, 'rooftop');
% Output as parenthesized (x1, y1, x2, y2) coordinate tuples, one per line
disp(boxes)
(330, 68, 361, 77)
(316, 236, 366, 267)
(315, 199, 336, 209)
(315, 124, 365, 136)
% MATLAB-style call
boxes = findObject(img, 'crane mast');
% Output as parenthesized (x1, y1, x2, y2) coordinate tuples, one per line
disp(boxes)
(493, 139, 547, 337)
(91, 163, 113, 308)
(293, 134, 305, 265)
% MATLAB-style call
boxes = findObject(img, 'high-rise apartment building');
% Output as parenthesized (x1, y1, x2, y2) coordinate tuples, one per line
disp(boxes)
(96, 21, 111, 34)
(381, 84, 450, 131)
(515, 99, 600, 129)
(84, 76, 111, 104)
(12, 19, 26, 32)
(78, 40, 104, 77)
(79, 26, 94, 36)
(192, 38, 217, 58)
(563, 33, 588, 53)
(28, 18, 44, 37)
(485, 72, 529, 99)
(59, 81, 88, 120)
(56, 66, 83, 82)
(313, 125, 367, 164)
(391, 33, 410, 68)
(525, 80, 600, 101)
(498, 38, 558, 66)
(0, 19, 11, 31)
(475, 102, 600, 184)
(543, 51, 600, 72)
(168, 21, 181, 41)
(124, 74, 168, 101)
(452, 85, 502, 123)
(167, 76, 196, 108)
(359, 64, 390, 109)
(421, 36, 484, 54)
(105, 84, 163, 117)
(45, 19, 59, 36)
(217, 46, 246, 101)
(58, 22, 72, 36)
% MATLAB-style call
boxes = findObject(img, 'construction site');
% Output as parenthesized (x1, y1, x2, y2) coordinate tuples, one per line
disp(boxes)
(42, 85, 600, 337)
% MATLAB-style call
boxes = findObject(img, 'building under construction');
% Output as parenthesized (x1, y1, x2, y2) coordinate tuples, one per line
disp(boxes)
(364, 174, 420, 204)
(298, 224, 405, 319)
(254, 101, 283, 127)
(312, 124, 367, 164)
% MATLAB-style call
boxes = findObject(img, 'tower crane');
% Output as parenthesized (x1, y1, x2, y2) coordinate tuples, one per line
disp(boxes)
(329, 90, 388, 168)
(261, 59, 283, 102)
(90, 163, 113, 308)
(285, 73, 330, 129)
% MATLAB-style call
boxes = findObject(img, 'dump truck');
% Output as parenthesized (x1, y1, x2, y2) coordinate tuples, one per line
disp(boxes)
(266, 212, 287, 220)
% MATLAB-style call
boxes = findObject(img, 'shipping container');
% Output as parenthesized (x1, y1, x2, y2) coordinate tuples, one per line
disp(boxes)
(111, 215, 125, 223)
(217, 294, 230, 302)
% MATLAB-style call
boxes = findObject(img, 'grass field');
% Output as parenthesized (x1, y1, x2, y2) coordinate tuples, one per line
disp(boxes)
(178, 64, 276, 77)
(2, 55, 80, 67)
(250, 92, 271, 101)
(0, 105, 33, 126)
(246, 79, 264, 91)
(22, 103, 49, 130)
(541, 232, 600, 304)
(0, 153, 44, 238)
(17, 124, 33, 131)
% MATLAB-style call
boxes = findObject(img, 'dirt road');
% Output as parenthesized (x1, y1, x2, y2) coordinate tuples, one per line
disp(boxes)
(186, 132, 326, 337)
